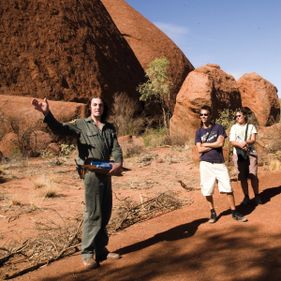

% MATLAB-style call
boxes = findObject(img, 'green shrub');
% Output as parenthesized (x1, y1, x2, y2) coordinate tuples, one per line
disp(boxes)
(216, 109, 235, 129)
(137, 57, 172, 128)
(59, 144, 75, 156)
(143, 128, 171, 147)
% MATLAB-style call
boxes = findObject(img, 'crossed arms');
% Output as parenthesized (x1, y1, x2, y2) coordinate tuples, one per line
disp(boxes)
(196, 135, 225, 153)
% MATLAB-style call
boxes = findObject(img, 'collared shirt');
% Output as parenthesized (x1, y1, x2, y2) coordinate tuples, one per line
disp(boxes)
(44, 112, 123, 164)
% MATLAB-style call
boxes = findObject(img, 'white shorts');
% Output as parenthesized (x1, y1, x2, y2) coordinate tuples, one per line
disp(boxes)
(199, 161, 232, 196)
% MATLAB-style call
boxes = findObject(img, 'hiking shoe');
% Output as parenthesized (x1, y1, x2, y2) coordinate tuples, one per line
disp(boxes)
(254, 195, 263, 205)
(241, 196, 251, 206)
(107, 252, 121, 259)
(208, 210, 217, 223)
(232, 211, 248, 222)
(82, 259, 100, 270)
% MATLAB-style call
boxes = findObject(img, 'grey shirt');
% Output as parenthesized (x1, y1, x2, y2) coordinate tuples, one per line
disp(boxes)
(44, 112, 123, 164)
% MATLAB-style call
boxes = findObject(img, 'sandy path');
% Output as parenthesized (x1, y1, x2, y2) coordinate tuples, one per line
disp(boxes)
(14, 171, 281, 281)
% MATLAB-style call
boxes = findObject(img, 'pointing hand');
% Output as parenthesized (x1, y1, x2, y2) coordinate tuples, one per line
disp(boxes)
(32, 98, 49, 115)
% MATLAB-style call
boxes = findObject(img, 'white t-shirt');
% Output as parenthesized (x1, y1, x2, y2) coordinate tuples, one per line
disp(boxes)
(229, 123, 257, 155)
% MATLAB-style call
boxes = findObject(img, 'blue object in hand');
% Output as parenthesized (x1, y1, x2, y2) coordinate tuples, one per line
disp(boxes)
(90, 161, 112, 170)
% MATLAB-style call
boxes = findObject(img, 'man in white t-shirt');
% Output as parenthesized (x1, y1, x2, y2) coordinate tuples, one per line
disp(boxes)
(229, 108, 263, 206)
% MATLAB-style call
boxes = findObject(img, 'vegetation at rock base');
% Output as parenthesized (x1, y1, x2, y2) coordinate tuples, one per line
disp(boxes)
(215, 109, 235, 130)
(111, 92, 145, 136)
(143, 128, 171, 147)
(137, 57, 172, 129)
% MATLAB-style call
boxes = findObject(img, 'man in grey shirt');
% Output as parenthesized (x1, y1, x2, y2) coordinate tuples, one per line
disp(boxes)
(32, 96, 123, 269)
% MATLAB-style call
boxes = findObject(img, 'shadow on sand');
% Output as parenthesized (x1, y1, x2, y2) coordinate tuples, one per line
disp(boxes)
(117, 217, 208, 255)
(218, 185, 281, 219)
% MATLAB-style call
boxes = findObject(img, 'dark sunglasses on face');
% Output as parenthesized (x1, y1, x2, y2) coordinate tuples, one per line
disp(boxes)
(200, 113, 209, 117)
(235, 114, 242, 118)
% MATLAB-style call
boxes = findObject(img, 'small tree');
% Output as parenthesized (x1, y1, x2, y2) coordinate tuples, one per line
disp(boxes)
(137, 57, 171, 128)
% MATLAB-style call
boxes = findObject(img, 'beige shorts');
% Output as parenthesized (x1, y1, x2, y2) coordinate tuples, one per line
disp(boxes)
(199, 161, 232, 196)
(232, 154, 258, 180)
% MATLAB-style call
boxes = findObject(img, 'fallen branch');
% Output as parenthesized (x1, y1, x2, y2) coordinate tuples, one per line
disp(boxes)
(3, 220, 83, 280)
(0, 241, 29, 266)
(3, 193, 185, 279)
(178, 180, 195, 191)
(110, 192, 182, 232)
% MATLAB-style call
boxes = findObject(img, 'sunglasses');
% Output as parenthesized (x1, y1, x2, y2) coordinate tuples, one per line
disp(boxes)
(235, 114, 242, 118)
(199, 113, 209, 117)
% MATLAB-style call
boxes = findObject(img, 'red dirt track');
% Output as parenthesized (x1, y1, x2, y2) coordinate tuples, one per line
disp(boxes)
(16, 171, 281, 281)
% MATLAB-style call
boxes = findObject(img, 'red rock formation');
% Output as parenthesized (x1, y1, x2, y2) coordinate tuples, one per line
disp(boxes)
(258, 123, 281, 153)
(0, 95, 86, 157)
(238, 73, 280, 126)
(170, 64, 241, 142)
(0, 0, 145, 108)
(251, 123, 281, 165)
(101, 0, 194, 110)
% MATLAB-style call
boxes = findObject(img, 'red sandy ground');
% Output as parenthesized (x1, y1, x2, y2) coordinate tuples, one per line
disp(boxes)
(1, 147, 280, 281)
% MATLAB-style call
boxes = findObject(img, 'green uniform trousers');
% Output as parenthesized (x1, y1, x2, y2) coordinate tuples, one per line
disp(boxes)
(81, 171, 112, 262)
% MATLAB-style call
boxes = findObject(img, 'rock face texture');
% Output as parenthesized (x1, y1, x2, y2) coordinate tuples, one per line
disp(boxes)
(258, 123, 281, 153)
(0, 0, 145, 107)
(238, 73, 280, 126)
(0, 95, 86, 157)
(253, 123, 281, 167)
(170, 64, 241, 142)
(101, 0, 194, 110)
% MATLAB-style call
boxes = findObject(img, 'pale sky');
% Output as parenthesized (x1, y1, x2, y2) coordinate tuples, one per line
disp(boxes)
(126, 0, 281, 97)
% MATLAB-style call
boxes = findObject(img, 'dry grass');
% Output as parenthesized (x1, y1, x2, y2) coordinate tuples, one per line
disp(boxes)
(109, 192, 186, 233)
(0, 196, 40, 223)
(43, 191, 60, 198)
(32, 174, 61, 199)
(33, 174, 51, 188)
(0, 192, 187, 279)
(111, 92, 145, 136)
(268, 157, 281, 171)
(122, 143, 144, 158)
(143, 128, 171, 147)
(0, 216, 82, 280)
(170, 135, 190, 146)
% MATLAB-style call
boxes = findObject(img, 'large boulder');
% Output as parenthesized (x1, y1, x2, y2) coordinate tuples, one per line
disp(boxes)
(101, 0, 194, 110)
(0, 95, 86, 157)
(238, 73, 280, 126)
(170, 64, 241, 142)
(0, 0, 145, 110)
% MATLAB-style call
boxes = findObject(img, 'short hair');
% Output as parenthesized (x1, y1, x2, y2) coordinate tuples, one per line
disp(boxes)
(200, 105, 212, 114)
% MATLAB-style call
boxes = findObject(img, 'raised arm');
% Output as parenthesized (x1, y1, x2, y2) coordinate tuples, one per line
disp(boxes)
(32, 97, 49, 115)
(32, 98, 80, 137)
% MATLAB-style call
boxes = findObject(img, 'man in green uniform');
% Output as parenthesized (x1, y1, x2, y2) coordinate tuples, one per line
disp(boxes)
(32, 96, 123, 269)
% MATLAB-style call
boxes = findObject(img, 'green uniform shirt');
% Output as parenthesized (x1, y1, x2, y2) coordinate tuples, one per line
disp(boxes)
(44, 112, 123, 164)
